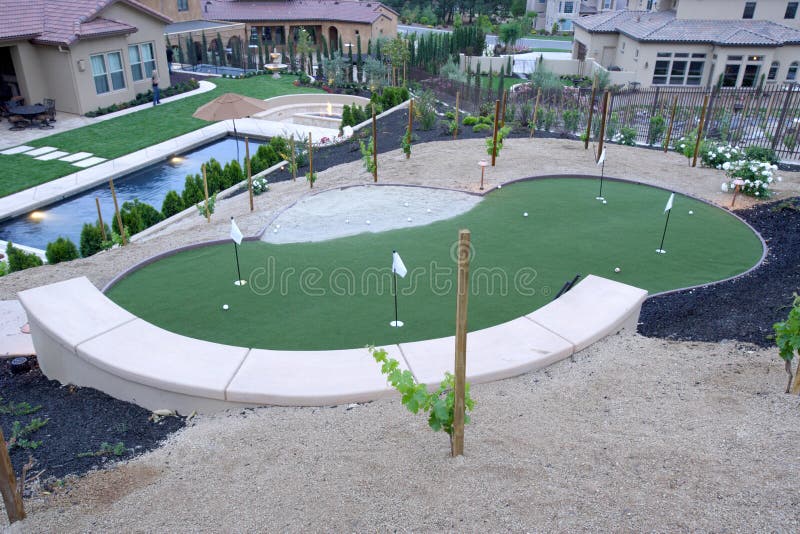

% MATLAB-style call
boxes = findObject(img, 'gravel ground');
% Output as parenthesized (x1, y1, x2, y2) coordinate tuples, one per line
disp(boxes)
(2, 110, 800, 530)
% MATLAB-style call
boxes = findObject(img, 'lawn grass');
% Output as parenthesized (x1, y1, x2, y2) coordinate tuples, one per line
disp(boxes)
(1, 76, 322, 198)
(527, 34, 574, 41)
(475, 75, 519, 92)
(529, 48, 573, 53)
(107, 178, 763, 351)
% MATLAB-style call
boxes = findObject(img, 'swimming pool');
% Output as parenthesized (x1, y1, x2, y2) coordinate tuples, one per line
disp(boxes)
(0, 137, 264, 250)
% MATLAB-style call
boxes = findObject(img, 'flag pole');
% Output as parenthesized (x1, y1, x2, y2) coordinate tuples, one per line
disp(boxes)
(233, 242, 243, 284)
(657, 208, 671, 254)
(393, 271, 399, 327)
(598, 160, 605, 200)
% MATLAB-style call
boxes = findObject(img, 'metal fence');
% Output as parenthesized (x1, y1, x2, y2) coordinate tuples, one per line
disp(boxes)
(409, 68, 800, 161)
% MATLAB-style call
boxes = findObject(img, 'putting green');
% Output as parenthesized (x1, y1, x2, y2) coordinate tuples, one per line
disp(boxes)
(107, 178, 762, 351)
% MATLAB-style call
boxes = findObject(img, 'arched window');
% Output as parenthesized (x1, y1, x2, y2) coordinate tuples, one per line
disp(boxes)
(768, 61, 779, 80)
(788, 61, 799, 81)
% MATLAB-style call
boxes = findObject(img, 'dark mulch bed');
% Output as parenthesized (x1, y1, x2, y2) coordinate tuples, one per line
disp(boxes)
(0, 358, 184, 485)
(638, 197, 800, 347)
(1, 103, 795, 486)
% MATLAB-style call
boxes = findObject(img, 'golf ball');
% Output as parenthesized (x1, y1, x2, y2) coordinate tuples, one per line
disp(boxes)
(345, 218, 350, 224)
(222, 304, 229, 310)
(614, 267, 620, 273)
(407, 217, 412, 222)
(366, 220, 371, 225)
(426, 208, 431, 213)
(523, 212, 528, 217)
(689, 210, 694, 215)
(602, 200, 607, 205)
(276, 224, 281, 229)
(498, 185, 502, 189)
(404, 202, 409, 207)
(273, 228, 278, 233)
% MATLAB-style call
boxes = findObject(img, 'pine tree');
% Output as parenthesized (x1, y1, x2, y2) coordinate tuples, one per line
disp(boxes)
(201, 31, 209, 64)
(217, 33, 227, 66)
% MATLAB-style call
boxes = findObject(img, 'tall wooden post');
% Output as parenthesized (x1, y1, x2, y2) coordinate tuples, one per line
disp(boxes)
(691, 93, 710, 168)
(406, 99, 414, 159)
(202, 163, 210, 223)
(454, 91, 460, 140)
(530, 88, 542, 139)
(491, 99, 500, 166)
(371, 104, 378, 182)
(664, 95, 678, 153)
(109, 178, 126, 245)
(308, 132, 314, 189)
(584, 80, 598, 149)
(290, 134, 297, 181)
(95, 197, 107, 241)
(246, 137, 253, 211)
(596, 90, 610, 163)
(0, 426, 26, 523)
(452, 228, 471, 457)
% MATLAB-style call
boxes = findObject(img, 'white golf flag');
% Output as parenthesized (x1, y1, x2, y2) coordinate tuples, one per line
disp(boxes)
(392, 251, 407, 278)
(230, 217, 243, 245)
(597, 148, 606, 166)
(664, 193, 674, 213)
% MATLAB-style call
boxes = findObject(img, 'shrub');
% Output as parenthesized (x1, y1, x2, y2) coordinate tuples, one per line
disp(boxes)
(414, 89, 438, 131)
(774, 294, 800, 393)
(473, 123, 492, 133)
(252, 176, 270, 195)
(6, 242, 43, 272)
(113, 199, 164, 236)
(485, 126, 512, 158)
(463, 115, 479, 126)
(744, 146, 779, 165)
(614, 126, 637, 146)
(562, 109, 580, 133)
(701, 142, 743, 169)
(722, 159, 781, 198)
(45, 237, 79, 264)
(161, 190, 185, 218)
(181, 174, 204, 206)
(0, 261, 7, 277)
(648, 115, 666, 146)
(605, 111, 620, 140)
(673, 129, 699, 162)
(80, 221, 111, 257)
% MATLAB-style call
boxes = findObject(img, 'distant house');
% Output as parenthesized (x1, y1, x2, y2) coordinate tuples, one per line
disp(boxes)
(140, 0, 398, 69)
(526, 0, 626, 33)
(0, 0, 173, 115)
(573, 0, 800, 87)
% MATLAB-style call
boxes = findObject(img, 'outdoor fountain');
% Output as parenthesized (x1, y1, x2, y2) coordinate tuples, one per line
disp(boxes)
(264, 48, 288, 79)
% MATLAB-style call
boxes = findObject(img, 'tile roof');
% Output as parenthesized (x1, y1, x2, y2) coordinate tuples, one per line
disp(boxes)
(0, 0, 171, 46)
(204, 0, 396, 25)
(574, 9, 800, 46)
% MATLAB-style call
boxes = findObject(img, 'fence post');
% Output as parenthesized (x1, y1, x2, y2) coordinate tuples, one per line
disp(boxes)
(0, 427, 26, 523)
(664, 95, 678, 153)
(692, 93, 710, 167)
(771, 86, 796, 151)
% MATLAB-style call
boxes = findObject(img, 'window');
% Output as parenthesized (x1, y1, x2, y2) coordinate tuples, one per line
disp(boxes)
(723, 64, 740, 86)
(90, 51, 125, 94)
(647, 0, 654, 9)
(603, 0, 612, 8)
(128, 43, 155, 81)
(177, 0, 188, 11)
(788, 61, 799, 81)
(560, 1, 574, 13)
(741, 64, 760, 87)
(651, 52, 705, 85)
(787, 2, 799, 18)
(768, 61, 780, 80)
(743, 1, 756, 18)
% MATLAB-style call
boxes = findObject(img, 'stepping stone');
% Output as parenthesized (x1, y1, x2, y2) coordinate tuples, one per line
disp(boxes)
(24, 146, 59, 157)
(72, 156, 106, 168)
(36, 150, 69, 161)
(59, 152, 93, 162)
(0, 145, 35, 155)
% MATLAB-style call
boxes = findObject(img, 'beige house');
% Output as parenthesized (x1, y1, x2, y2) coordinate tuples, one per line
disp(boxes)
(0, 0, 173, 116)
(573, 0, 800, 87)
(526, 0, 627, 32)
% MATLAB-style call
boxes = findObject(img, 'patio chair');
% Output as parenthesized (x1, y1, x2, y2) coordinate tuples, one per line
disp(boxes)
(35, 113, 54, 129)
(8, 115, 30, 130)
(43, 98, 56, 122)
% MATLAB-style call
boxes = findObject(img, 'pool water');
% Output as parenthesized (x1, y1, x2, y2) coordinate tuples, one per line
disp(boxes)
(0, 137, 264, 250)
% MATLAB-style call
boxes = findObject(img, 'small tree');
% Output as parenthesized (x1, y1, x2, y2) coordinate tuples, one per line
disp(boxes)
(498, 20, 523, 50)
(80, 221, 111, 257)
(161, 190, 185, 218)
(295, 28, 313, 73)
(6, 242, 43, 272)
(774, 294, 800, 393)
(45, 237, 79, 264)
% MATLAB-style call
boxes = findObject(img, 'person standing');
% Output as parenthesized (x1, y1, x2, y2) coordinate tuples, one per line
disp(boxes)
(152, 69, 160, 105)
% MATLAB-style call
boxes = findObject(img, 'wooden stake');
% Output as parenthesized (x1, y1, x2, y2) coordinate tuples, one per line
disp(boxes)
(372, 104, 378, 182)
(491, 99, 500, 166)
(109, 178, 126, 245)
(454, 91, 460, 140)
(530, 88, 541, 139)
(202, 163, 210, 223)
(584, 81, 597, 150)
(308, 132, 314, 189)
(246, 136, 253, 212)
(406, 99, 414, 159)
(692, 93, 710, 168)
(290, 134, 296, 181)
(596, 90, 610, 163)
(664, 95, 678, 153)
(0, 427, 26, 523)
(452, 228, 471, 457)
(95, 197, 106, 241)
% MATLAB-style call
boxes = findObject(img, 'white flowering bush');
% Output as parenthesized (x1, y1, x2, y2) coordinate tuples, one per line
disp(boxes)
(673, 129, 698, 162)
(701, 142, 743, 169)
(722, 159, 782, 198)
(252, 177, 269, 195)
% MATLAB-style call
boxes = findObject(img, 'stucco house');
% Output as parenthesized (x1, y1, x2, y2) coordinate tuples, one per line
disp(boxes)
(573, 0, 800, 87)
(0, 0, 173, 116)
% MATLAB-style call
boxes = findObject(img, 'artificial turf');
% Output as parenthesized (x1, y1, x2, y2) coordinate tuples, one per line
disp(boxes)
(106, 178, 763, 351)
